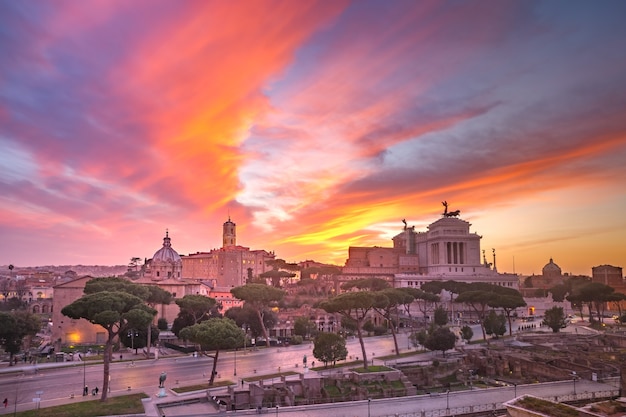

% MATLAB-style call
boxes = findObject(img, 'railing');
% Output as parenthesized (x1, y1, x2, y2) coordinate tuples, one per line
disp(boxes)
(374, 389, 620, 417)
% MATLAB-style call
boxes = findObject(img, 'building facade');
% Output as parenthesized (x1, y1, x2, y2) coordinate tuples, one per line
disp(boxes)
(592, 264, 626, 312)
(341, 213, 519, 290)
(181, 218, 275, 288)
(592, 264, 624, 288)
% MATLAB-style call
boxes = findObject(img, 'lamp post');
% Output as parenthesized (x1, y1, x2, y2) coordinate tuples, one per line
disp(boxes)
(368, 398, 371, 417)
(242, 325, 247, 354)
(83, 348, 87, 395)
(14, 373, 22, 417)
(571, 371, 577, 396)
(446, 389, 450, 414)
(128, 329, 138, 353)
(234, 348, 237, 376)
(514, 383, 517, 398)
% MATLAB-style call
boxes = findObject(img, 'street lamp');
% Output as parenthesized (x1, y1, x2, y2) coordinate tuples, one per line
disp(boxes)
(234, 348, 237, 376)
(83, 348, 87, 396)
(446, 389, 450, 413)
(14, 373, 23, 416)
(127, 329, 138, 353)
(368, 398, 371, 417)
(242, 325, 247, 354)
(572, 371, 577, 396)
(514, 383, 517, 398)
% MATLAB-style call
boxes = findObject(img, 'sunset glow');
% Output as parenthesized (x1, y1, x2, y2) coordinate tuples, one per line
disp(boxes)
(1, 1, 625, 275)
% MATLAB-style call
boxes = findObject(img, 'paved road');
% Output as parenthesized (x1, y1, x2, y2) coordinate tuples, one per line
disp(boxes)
(0, 334, 398, 413)
(0, 323, 609, 415)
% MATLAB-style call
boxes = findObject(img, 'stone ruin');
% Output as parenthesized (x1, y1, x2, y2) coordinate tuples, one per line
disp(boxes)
(210, 368, 417, 411)
(209, 331, 626, 412)
(458, 333, 624, 384)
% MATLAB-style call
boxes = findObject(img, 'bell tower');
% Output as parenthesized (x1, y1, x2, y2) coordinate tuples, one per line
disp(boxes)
(223, 217, 236, 248)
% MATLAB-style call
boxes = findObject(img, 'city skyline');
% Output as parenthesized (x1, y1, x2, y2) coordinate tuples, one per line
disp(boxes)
(1, 1, 625, 275)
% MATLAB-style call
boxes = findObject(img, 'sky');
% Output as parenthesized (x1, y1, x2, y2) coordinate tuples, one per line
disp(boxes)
(1, 0, 625, 276)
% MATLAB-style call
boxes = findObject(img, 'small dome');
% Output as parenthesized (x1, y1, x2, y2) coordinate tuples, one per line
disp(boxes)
(542, 258, 561, 277)
(152, 230, 181, 264)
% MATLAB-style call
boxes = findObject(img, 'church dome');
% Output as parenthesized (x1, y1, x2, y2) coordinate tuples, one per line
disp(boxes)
(152, 230, 182, 264)
(542, 258, 561, 277)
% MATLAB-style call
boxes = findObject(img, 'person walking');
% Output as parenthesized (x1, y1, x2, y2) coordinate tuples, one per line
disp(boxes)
(3, 398, 8, 408)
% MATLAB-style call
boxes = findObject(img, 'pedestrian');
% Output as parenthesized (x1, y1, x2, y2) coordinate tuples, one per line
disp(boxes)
(95, 387, 99, 394)
(3, 398, 7, 408)
(84, 385, 88, 396)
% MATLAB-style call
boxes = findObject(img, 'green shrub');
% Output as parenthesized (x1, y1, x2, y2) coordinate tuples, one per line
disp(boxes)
(373, 326, 388, 336)
(290, 335, 303, 345)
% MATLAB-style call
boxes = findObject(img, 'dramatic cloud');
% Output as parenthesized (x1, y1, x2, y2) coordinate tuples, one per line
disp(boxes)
(0, 0, 625, 274)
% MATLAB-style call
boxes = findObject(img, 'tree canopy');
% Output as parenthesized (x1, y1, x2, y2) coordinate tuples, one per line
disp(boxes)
(319, 291, 375, 369)
(313, 332, 348, 367)
(401, 287, 440, 321)
(224, 304, 277, 338)
(172, 294, 220, 337)
(433, 305, 448, 327)
(83, 276, 150, 299)
(372, 288, 414, 355)
(0, 310, 40, 363)
(259, 269, 296, 288)
(423, 326, 456, 357)
(454, 282, 524, 343)
(175, 295, 217, 324)
(455, 289, 497, 343)
(488, 289, 526, 336)
(300, 265, 342, 296)
(143, 285, 172, 356)
(230, 284, 285, 346)
(483, 310, 506, 339)
(460, 325, 473, 344)
(543, 306, 566, 332)
(293, 316, 318, 339)
(61, 278, 156, 401)
(179, 317, 244, 385)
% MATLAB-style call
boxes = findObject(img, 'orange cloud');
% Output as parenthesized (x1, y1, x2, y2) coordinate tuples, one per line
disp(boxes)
(98, 1, 349, 214)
